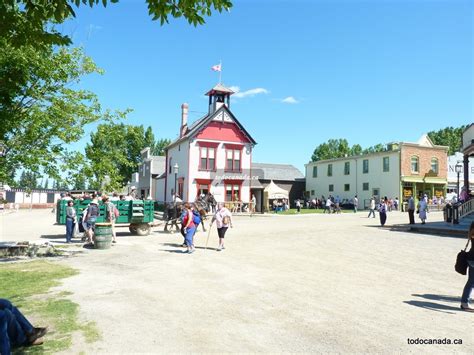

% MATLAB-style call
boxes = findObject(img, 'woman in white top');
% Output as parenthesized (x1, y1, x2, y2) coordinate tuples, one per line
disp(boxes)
(211, 203, 232, 251)
(418, 196, 428, 224)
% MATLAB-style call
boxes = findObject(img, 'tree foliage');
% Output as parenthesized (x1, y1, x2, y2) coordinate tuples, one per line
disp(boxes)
(2, 0, 232, 47)
(18, 170, 41, 190)
(84, 123, 163, 191)
(0, 42, 105, 184)
(311, 140, 387, 162)
(311, 139, 351, 162)
(428, 125, 466, 155)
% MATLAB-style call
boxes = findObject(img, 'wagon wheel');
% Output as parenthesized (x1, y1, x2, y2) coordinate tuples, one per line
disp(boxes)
(135, 223, 151, 236)
(129, 225, 138, 235)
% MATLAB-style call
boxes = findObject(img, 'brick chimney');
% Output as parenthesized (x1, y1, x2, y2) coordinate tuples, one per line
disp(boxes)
(180, 103, 188, 138)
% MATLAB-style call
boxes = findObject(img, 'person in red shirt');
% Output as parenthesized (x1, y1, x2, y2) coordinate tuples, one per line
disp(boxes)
(181, 203, 196, 254)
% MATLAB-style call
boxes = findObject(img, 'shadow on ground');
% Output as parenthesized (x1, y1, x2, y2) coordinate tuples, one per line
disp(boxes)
(404, 293, 464, 314)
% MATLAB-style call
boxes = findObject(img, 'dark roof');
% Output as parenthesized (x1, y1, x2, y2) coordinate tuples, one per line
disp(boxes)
(205, 83, 235, 96)
(252, 163, 304, 182)
(165, 105, 257, 149)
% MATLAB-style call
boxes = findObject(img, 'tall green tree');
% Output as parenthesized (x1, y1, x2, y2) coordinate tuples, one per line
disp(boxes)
(0, 42, 106, 184)
(85, 123, 161, 190)
(428, 125, 466, 155)
(18, 170, 39, 190)
(311, 139, 352, 162)
(362, 143, 386, 155)
(151, 138, 171, 156)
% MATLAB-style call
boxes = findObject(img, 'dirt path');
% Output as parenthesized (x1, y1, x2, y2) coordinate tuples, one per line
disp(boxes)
(2, 210, 472, 352)
(60, 212, 473, 352)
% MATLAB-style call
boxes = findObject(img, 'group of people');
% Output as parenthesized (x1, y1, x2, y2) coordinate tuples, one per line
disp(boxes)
(63, 192, 119, 245)
(272, 198, 289, 212)
(179, 202, 233, 253)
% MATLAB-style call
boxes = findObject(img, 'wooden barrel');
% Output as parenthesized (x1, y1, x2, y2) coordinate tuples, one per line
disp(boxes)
(94, 223, 112, 250)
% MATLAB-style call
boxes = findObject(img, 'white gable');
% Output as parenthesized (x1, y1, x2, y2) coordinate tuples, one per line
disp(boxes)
(212, 110, 234, 123)
(416, 134, 434, 147)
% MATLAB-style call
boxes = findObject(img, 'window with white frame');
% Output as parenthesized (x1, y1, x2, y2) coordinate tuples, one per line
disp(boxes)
(226, 149, 241, 172)
(200, 147, 216, 171)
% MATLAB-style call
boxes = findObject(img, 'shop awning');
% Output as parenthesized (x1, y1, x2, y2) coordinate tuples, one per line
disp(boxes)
(401, 177, 424, 183)
(424, 177, 447, 184)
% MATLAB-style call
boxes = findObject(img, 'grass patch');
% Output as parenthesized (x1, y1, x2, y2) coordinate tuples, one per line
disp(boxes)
(1, 260, 101, 353)
(279, 208, 353, 215)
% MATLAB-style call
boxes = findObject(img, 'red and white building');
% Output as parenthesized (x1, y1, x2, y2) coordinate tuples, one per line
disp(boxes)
(157, 84, 257, 203)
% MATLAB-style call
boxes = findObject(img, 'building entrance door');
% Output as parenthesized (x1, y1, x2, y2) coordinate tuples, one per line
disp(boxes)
(372, 188, 380, 202)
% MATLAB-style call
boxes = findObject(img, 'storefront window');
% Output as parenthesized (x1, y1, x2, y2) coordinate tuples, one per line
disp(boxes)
(225, 183, 240, 201)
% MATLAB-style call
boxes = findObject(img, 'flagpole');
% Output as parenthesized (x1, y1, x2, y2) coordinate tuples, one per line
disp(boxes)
(219, 60, 222, 84)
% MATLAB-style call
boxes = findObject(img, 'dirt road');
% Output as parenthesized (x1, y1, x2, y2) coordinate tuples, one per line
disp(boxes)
(2, 210, 472, 353)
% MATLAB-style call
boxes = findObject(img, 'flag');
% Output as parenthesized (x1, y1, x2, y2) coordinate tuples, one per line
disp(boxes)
(211, 63, 222, 72)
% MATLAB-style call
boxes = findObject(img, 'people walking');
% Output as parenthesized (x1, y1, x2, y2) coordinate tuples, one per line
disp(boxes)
(368, 197, 376, 218)
(211, 202, 232, 251)
(407, 196, 415, 224)
(353, 195, 358, 213)
(296, 199, 301, 213)
(65, 200, 76, 243)
(418, 196, 428, 224)
(460, 222, 474, 312)
(83, 199, 99, 245)
(325, 198, 333, 214)
(181, 203, 196, 254)
(379, 197, 388, 226)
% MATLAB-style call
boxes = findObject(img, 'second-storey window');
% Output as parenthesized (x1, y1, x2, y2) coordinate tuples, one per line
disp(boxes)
(200, 147, 216, 171)
(226, 149, 241, 172)
(344, 162, 350, 175)
(411, 156, 419, 173)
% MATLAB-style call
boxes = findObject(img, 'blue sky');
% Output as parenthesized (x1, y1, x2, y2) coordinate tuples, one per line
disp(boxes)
(63, 0, 472, 173)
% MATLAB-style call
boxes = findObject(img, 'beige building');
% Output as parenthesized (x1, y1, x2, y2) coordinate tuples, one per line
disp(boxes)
(305, 135, 448, 209)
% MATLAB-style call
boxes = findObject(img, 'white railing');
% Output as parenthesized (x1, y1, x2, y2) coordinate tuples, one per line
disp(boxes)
(459, 199, 474, 219)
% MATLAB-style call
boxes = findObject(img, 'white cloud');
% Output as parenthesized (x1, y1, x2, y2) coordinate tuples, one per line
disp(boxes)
(231, 86, 269, 99)
(281, 96, 299, 104)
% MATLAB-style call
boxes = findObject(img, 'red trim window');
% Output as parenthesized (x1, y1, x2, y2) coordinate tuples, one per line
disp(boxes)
(225, 149, 241, 172)
(225, 183, 241, 202)
(199, 146, 216, 171)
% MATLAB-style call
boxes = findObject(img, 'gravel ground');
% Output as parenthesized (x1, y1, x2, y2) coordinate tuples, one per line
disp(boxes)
(1, 209, 472, 353)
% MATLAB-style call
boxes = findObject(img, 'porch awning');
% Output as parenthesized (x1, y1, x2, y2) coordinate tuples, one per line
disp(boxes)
(401, 176, 424, 183)
(424, 177, 447, 185)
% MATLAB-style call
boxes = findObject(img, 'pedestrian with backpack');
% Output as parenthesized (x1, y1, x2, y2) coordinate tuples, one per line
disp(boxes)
(181, 203, 196, 254)
(84, 199, 99, 245)
(103, 196, 118, 244)
(211, 203, 232, 251)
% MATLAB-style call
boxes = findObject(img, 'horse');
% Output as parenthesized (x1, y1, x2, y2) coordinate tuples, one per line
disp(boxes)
(163, 202, 183, 232)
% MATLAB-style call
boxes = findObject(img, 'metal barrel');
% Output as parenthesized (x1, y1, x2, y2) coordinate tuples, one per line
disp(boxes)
(94, 223, 112, 249)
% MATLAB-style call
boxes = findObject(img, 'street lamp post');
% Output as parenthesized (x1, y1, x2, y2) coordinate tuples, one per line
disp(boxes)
(173, 163, 179, 219)
(455, 162, 462, 201)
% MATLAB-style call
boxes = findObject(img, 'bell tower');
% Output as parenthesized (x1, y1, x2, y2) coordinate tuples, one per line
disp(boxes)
(205, 84, 235, 114)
